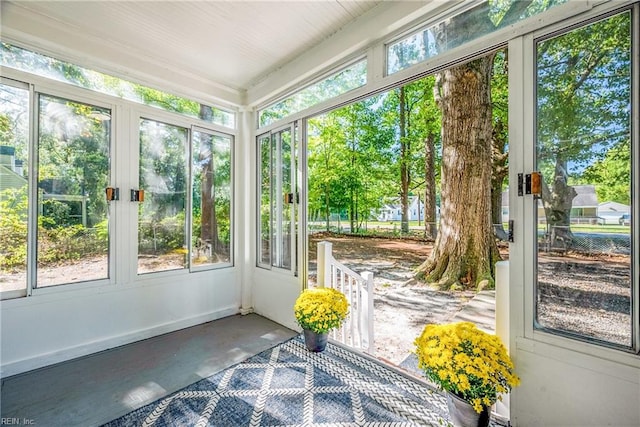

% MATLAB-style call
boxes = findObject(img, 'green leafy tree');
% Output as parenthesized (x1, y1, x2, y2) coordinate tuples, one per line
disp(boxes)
(580, 140, 630, 205)
(308, 95, 395, 232)
(536, 12, 631, 242)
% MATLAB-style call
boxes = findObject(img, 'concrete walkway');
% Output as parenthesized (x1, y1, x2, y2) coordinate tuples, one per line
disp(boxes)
(450, 290, 496, 333)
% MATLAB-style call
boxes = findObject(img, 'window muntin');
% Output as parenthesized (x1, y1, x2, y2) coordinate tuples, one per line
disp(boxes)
(0, 81, 30, 295)
(191, 129, 232, 268)
(259, 60, 367, 128)
(138, 119, 188, 274)
(534, 11, 633, 348)
(36, 94, 111, 287)
(1, 43, 235, 128)
(387, 0, 567, 75)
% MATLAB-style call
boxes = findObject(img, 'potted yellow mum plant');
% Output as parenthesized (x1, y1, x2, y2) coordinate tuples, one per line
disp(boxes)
(415, 322, 520, 427)
(293, 287, 349, 352)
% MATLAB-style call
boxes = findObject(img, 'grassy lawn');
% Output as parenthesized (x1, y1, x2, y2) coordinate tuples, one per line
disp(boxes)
(311, 220, 630, 235)
(367, 221, 630, 234)
(537, 224, 629, 234)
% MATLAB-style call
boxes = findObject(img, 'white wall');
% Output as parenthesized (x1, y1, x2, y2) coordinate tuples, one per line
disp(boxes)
(1, 269, 241, 376)
(251, 271, 300, 332)
(512, 341, 640, 426)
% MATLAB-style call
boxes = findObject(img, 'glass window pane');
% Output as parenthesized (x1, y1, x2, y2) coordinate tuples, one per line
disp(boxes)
(535, 12, 632, 347)
(0, 82, 29, 295)
(191, 130, 232, 267)
(37, 95, 111, 287)
(258, 134, 271, 266)
(388, 0, 567, 75)
(138, 119, 188, 274)
(259, 60, 367, 127)
(277, 129, 293, 270)
(1, 43, 235, 128)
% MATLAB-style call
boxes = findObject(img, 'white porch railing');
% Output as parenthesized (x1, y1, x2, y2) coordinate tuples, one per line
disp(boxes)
(316, 241, 374, 353)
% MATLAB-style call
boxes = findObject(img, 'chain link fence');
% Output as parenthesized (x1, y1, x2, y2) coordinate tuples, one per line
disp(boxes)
(538, 226, 630, 256)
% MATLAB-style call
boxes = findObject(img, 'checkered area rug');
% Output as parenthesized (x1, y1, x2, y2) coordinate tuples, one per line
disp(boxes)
(102, 336, 453, 426)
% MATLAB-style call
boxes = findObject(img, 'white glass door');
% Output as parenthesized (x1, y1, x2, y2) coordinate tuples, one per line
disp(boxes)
(511, 5, 638, 425)
(257, 123, 298, 274)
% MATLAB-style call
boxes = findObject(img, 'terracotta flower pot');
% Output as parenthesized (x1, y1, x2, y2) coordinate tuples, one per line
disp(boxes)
(303, 329, 329, 352)
(446, 391, 490, 427)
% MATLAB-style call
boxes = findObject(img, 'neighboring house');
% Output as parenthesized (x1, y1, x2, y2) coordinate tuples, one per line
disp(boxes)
(1, 145, 88, 225)
(377, 196, 426, 222)
(598, 201, 630, 225)
(0, 146, 27, 202)
(570, 185, 599, 221)
(501, 184, 599, 224)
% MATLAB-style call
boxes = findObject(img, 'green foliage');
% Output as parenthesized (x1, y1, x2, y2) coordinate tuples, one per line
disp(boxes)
(307, 73, 444, 232)
(135, 86, 200, 117)
(1, 190, 108, 270)
(138, 212, 186, 255)
(41, 199, 74, 228)
(535, 12, 631, 227)
(537, 13, 631, 173)
(95, 219, 109, 242)
(37, 224, 106, 264)
(0, 188, 28, 270)
(579, 140, 630, 205)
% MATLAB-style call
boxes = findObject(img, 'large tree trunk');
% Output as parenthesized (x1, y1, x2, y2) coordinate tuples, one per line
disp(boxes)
(424, 133, 438, 240)
(416, 56, 500, 290)
(198, 105, 219, 255)
(541, 157, 576, 244)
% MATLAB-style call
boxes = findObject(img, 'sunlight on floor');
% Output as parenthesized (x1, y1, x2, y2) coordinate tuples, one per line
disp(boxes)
(122, 382, 167, 409)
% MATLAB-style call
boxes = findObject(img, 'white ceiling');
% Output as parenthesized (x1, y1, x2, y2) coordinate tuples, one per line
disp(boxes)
(1, 0, 390, 105)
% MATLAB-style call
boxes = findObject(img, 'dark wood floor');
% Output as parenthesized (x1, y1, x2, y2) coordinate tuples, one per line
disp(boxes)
(0, 314, 296, 426)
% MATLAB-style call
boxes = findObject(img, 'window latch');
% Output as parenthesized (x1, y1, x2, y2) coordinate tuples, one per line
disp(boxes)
(518, 172, 542, 198)
(105, 187, 119, 201)
(131, 189, 145, 202)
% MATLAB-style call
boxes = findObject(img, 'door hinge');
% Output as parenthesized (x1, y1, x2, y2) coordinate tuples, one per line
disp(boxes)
(508, 219, 514, 242)
(517, 173, 524, 196)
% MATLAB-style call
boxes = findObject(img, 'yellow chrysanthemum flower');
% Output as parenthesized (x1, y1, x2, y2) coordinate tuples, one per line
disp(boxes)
(293, 287, 349, 334)
(414, 322, 520, 414)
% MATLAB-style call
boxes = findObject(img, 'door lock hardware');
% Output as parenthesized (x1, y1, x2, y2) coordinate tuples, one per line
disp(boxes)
(131, 189, 145, 202)
(105, 187, 119, 201)
(518, 172, 542, 198)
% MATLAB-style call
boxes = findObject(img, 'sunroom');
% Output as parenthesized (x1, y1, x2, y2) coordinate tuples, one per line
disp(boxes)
(1, 1, 638, 426)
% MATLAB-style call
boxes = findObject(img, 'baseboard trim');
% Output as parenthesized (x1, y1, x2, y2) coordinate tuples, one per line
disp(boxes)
(0, 305, 239, 378)
(239, 307, 254, 315)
